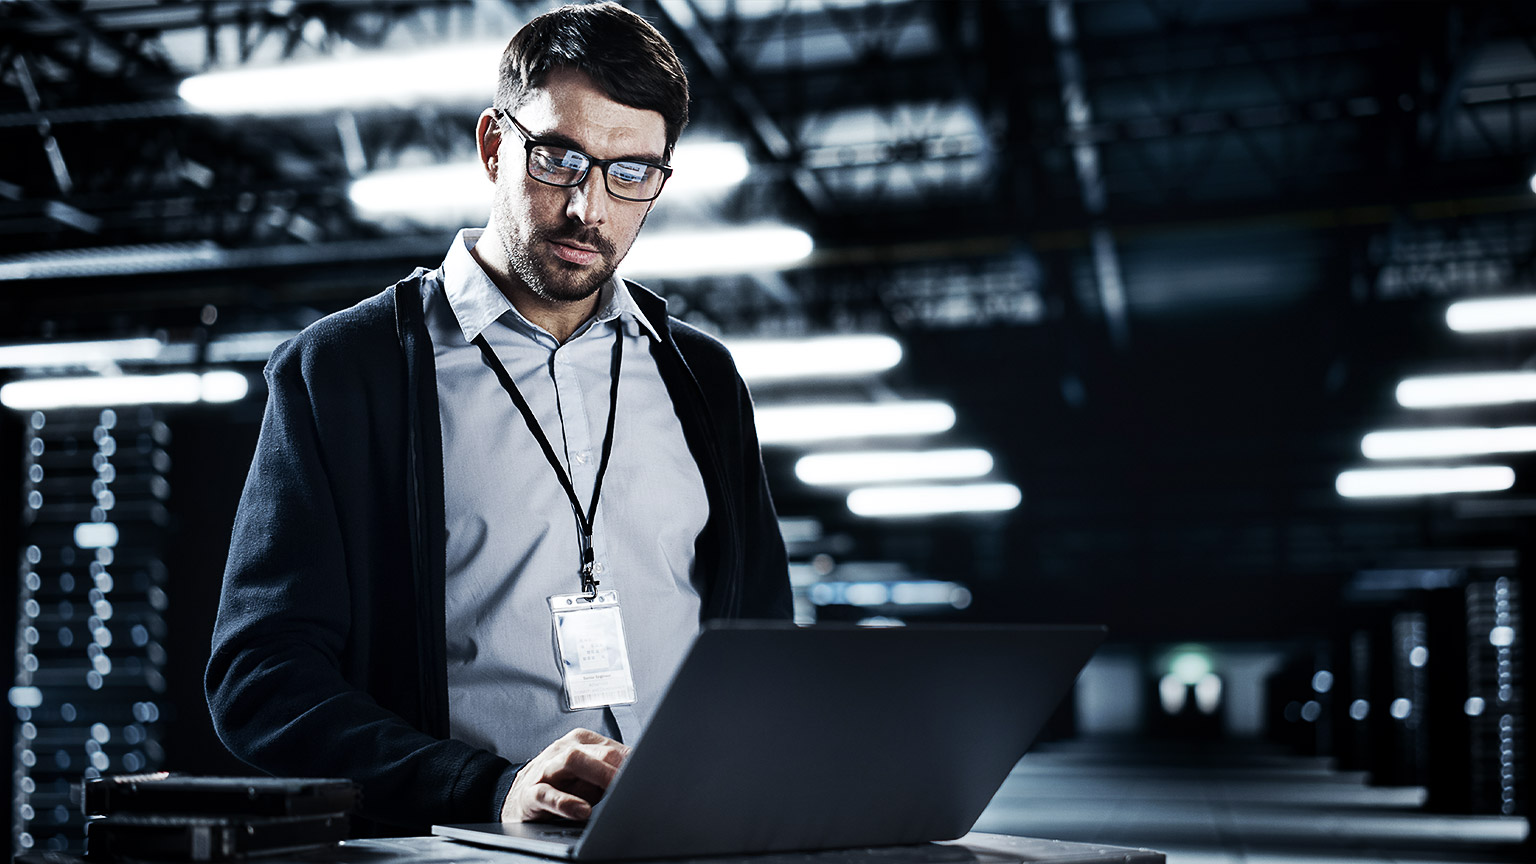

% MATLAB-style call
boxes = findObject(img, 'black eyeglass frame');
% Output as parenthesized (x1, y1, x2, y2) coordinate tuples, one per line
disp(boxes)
(495, 109, 674, 202)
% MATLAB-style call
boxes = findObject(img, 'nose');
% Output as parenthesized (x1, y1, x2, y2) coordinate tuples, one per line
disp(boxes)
(564, 169, 609, 227)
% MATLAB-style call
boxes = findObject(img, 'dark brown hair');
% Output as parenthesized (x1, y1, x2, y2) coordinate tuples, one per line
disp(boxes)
(495, 2, 690, 159)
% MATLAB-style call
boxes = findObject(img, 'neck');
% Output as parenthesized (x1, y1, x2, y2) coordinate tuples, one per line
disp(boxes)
(510, 289, 600, 344)
(471, 230, 601, 343)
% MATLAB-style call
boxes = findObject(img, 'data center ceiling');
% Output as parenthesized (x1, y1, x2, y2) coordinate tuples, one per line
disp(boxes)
(2, 0, 1535, 639)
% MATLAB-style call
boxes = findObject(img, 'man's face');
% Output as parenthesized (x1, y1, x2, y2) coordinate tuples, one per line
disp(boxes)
(490, 68, 666, 306)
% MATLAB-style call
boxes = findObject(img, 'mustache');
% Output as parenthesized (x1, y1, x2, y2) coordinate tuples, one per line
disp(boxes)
(543, 222, 616, 257)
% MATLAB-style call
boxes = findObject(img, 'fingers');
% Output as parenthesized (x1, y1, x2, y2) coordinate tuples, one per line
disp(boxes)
(503, 729, 633, 823)
(531, 783, 592, 821)
(552, 776, 604, 804)
(550, 745, 623, 788)
(503, 779, 595, 823)
(552, 730, 629, 781)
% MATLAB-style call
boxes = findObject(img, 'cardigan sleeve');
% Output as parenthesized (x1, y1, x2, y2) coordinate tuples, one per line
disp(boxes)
(205, 329, 517, 830)
(661, 317, 793, 621)
(730, 370, 795, 621)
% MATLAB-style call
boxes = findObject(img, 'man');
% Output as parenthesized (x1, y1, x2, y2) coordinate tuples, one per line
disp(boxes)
(206, 1, 792, 836)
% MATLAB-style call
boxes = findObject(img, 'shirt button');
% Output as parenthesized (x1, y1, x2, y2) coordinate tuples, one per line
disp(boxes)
(593, 562, 606, 574)
(573, 452, 590, 465)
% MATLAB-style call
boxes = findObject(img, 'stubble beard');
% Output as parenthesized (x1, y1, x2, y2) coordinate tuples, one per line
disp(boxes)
(494, 181, 621, 306)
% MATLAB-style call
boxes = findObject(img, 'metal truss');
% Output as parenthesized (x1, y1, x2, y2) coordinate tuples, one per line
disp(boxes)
(0, 1, 513, 256)
(1, 0, 1535, 337)
(6, 1, 1536, 668)
(1368, 209, 1536, 302)
(1064, 1, 1536, 216)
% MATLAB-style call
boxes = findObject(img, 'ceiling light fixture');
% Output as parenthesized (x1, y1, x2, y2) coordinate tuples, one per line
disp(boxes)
(725, 335, 902, 384)
(621, 225, 814, 279)
(672, 141, 752, 192)
(0, 338, 163, 369)
(1335, 466, 1515, 498)
(0, 242, 224, 281)
(754, 401, 955, 446)
(1446, 294, 1536, 333)
(1396, 371, 1536, 408)
(348, 162, 492, 223)
(0, 371, 249, 410)
(846, 483, 1022, 517)
(179, 43, 503, 114)
(1362, 426, 1536, 459)
(795, 448, 993, 486)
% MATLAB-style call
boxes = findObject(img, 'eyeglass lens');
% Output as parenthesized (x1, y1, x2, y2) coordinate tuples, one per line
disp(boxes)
(528, 145, 665, 201)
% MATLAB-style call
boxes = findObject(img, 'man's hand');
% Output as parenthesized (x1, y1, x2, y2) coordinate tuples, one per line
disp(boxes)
(501, 728, 631, 822)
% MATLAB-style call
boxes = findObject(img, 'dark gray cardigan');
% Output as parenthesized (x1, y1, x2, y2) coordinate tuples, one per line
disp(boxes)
(205, 273, 792, 835)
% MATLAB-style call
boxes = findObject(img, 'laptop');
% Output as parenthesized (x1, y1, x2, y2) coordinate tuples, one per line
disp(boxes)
(433, 621, 1105, 860)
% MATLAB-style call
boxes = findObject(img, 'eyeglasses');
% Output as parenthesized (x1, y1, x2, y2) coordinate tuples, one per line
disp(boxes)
(496, 109, 672, 202)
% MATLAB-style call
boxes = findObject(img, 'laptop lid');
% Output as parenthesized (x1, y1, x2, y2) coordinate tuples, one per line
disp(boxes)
(435, 621, 1105, 860)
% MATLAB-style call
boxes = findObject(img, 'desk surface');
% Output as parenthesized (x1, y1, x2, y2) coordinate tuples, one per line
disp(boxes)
(336, 832, 1164, 864)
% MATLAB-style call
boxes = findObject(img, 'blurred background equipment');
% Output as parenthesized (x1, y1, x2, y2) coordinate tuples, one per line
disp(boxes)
(2, 0, 1534, 861)
(81, 775, 356, 861)
(12, 407, 172, 855)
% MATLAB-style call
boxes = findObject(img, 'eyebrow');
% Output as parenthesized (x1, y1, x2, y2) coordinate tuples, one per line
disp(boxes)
(529, 127, 667, 166)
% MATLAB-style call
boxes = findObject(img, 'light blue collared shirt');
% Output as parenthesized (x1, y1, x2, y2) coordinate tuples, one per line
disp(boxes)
(424, 228, 708, 762)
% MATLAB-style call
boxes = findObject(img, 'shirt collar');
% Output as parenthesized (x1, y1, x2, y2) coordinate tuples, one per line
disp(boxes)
(442, 228, 660, 344)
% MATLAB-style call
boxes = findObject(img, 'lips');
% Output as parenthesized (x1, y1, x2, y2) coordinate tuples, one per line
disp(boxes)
(549, 240, 601, 266)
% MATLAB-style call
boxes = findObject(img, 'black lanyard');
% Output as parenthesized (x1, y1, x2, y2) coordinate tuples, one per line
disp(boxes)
(472, 329, 622, 598)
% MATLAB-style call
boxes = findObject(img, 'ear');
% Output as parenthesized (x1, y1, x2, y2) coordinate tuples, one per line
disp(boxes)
(476, 109, 502, 181)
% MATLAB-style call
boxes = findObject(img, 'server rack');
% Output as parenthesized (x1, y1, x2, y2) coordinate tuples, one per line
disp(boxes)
(1371, 610, 1429, 786)
(11, 408, 170, 855)
(1330, 627, 1372, 773)
(1466, 576, 1524, 816)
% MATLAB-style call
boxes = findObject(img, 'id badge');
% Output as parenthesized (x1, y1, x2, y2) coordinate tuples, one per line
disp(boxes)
(548, 590, 637, 711)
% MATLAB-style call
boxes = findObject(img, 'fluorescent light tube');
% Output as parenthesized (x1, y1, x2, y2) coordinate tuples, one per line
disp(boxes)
(1335, 466, 1515, 498)
(0, 338, 163, 369)
(350, 141, 751, 223)
(0, 242, 223, 280)
(622, 225, 813, 279)
(672, 142, 751, 192)
(0, 371, 249, 410)
(795, 448, 993, 486)
(755, 401, 955, 445)
(1396, 372, 1536, 408)
(725, 335, 901, 384)
(199, 371, 252, 403)
(179, 43, 503, 114)
(889, 581, 970, 606)
(805, 580, 971, 608)
(349, 162, 491, 223)
(1362, 426, 1536, 459)
(846, 482, 1022, 517)
(1447, 295, 1536, 333)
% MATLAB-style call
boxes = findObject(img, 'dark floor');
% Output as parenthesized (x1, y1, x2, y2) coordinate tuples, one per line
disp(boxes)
(974, 739, 1530, 864)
